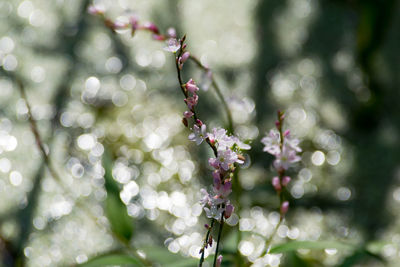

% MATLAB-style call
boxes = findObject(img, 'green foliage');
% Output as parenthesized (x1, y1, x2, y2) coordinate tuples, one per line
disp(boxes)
(103, 148, 134, 243)
(270, 240, 354, 254)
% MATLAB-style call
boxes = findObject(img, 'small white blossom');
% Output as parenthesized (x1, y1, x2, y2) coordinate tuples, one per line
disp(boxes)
(189, 124, 207, 145)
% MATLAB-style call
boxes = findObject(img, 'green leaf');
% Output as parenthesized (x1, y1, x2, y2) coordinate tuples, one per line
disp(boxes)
(270, 241, 355, 254)
(78, 253, 144, 267)
(140, 246, 211, 266)
(103, 148, 134, 243)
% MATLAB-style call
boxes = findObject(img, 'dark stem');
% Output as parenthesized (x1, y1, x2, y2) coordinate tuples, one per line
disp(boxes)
(199, 219, 215, 267)
(213, 211, 225, 267)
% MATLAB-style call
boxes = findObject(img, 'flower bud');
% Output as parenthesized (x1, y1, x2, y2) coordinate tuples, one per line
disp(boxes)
(180, 52, 190, 64)
(167, 27, 177, 38)
(281, 176, 291, 186)
(216, 255, 223, 267)
(283, 129, 290, 137)
(185, 78, 199, 93)
(224, 204, 234, 219)
(280, 201, 289, 215)
(142, 22, 159, 34)
(183, 111, 194, 118)
(272, 176, 281, 191)
(204, 224, 210, 229)
(87, 5, 105, 15)
(208, 235, 213, 246)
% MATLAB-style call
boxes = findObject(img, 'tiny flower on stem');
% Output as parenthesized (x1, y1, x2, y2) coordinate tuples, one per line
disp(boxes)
(281, 201, 289, 215)
(216, 255, 223, 267)
(188, 124, 207, 145)
(185, 79, 199, 93)
(164, 38, 181, 53)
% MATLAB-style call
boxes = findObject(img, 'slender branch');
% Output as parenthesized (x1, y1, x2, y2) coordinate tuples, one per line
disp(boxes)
(189, 56, 234, 134)
(199, 219, 215, 267)
(16, 79, 151, 266)
(213, 211, 225, 267)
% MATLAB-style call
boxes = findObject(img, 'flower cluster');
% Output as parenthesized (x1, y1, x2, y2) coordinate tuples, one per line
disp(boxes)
(261, 111, 301, 215)
(196, 127, 249, 220)
(88, 5, 175, 41)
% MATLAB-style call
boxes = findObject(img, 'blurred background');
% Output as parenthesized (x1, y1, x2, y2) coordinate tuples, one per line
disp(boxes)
(0, 0, 399, 266)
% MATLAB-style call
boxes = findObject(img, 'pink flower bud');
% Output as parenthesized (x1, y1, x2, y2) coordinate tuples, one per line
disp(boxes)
(87, 5, 104, 15)
(283, 129, 290, 137)
(208, 236, 213, 246)
(204, 224, 210, 229)
(196, 119, 203, 126)
(185, 78, 199, 93)
(216, 255, 223, 267)
(224, 204, 234, 219)
(183, 111, 194, 118)
(167, 27, 177, 38)
(281, 176, 291, 186)
(180, 51, 190, 64)
(272, 176, 281, 191)
(182, 43, 187, 50)
(142, 22, 159, 34)
(280, 201, 289, 215)
(113, 21, 128, 30)
(275, 120, 280, 128)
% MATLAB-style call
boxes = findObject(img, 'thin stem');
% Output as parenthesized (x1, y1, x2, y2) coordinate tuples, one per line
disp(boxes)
(16, 79, 151, 266)
(199, 219, 215, 267)
(213, 211, 225, 267)
(189, 56, 234, 134)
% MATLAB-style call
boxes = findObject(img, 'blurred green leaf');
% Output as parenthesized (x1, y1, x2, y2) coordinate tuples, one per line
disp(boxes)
(270, 241, 355, 254)
(78, 253, 144, 267)
(140, 246, 211, 266)
(103, 148, 134, 243)
(283, 251, 315, 267)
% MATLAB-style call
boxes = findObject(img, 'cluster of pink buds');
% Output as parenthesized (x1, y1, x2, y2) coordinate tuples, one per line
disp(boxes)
(88, 5, 171, 41)
(261, 111, 301, 216)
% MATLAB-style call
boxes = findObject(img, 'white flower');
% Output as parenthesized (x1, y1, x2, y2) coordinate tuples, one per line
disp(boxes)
(163, 38, 180, 53)
(189, 124, 207, 145)
(204, 205, 225, 220)
(261, 129, 281, 155)
(273, 145, 301, 170)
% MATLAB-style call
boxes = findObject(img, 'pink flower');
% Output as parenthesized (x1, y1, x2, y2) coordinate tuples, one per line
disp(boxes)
(188, 124, 207, 145)
(183, 111, 193, 118)
(273, 145, 301, 171)
(184, 94, 198, 110)
(185, 79, 199, 93)
(163, 38, 181, 53)
(212, 148, 239, 171)
(284, 135, 302, 153)
(261, 129, 281, 155)
(213, 181, 232, 199)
